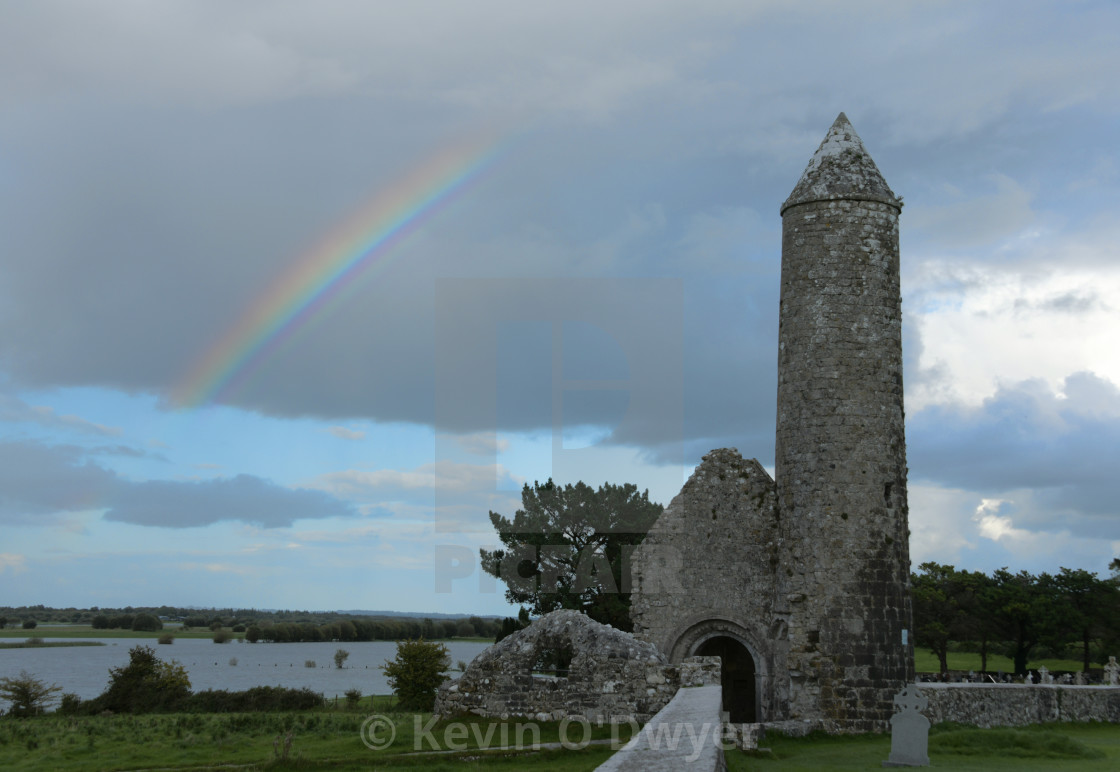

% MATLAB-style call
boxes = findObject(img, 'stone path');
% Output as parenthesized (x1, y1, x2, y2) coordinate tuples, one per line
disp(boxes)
(595, 685, 726, 771)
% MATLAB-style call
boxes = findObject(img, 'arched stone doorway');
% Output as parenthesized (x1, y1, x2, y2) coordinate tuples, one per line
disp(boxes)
(695, 636, 757, 723)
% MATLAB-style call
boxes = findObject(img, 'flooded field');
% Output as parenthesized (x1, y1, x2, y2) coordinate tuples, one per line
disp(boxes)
(0, 638, 491, 700)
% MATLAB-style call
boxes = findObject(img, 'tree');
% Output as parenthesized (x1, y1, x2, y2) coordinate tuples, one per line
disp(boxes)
(334, 648, 350, 669)
(21, 620, 37, 630)
(91, 615, 110, 629)
(131, 613, 162, 632)
(245, 625, 262, 643)
(381, 639, 450, 711)
(911, 562, 970, 674)
(480, 479, 663, 631)
(495, 608, 531, 643)
(98, 645, 191, 713)
(991, 568, 1061, 675)
(0, 616, 7, 630)
(1044, 568, 1120, 671)
(0, 671, 62, 717)
(955, 569, 1000, 673)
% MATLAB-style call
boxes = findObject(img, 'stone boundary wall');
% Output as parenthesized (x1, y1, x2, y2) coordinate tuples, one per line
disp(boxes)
(921, 683, 1120, 728)
(754, 684, 1120, 736)
(434, 610, 722, 724)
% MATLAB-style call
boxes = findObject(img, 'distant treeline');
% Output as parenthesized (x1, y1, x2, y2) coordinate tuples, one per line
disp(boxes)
(247, 616, 497, 643)
(0, 605, 501, 640)
(912, 562, 1120, 675)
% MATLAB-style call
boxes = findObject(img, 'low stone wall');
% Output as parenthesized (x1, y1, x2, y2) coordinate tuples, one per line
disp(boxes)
(434, 609, 721, 724)
(921, 684, 1120, 728)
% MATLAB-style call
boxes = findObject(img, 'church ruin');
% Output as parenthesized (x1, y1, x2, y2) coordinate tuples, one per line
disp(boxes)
(630, 113, 915, 732)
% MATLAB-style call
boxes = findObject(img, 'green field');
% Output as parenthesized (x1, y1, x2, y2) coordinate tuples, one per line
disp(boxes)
(2, 704, 1118, 771)
(0, 626, 242, 641)
(726, 723, 1120, 771)
(0, 697, 632, 771)
(0, 641, 105, 650)
(913, 649, 1089, 675)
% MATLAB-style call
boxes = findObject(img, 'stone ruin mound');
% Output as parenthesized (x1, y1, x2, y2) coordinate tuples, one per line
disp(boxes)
(434, 609, 719, 724)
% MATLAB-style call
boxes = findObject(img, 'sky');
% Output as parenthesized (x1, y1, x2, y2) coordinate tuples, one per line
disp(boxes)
(1, 1, 1118, 616)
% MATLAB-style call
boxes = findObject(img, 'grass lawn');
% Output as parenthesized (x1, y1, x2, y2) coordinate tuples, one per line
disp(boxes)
(0, 696, 634, 771)
(724, 722, 1120, 771)
(914, 649, 1089, 675)
(1, 693, 1118, 772)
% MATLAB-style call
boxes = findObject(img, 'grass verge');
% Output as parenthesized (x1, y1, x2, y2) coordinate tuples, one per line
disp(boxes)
(724, 722, 1120, 771)
(0, 699, 634, 771)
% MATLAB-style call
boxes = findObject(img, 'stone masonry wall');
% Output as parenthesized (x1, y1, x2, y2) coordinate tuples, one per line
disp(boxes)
(775, 193, 914, 729)
(434, 609, 721, 724)
(921, 684, 1120, 727)
(629, 448, 786, 721)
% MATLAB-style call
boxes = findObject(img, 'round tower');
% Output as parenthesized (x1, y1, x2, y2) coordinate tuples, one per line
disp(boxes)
(775, 113, 914, 729)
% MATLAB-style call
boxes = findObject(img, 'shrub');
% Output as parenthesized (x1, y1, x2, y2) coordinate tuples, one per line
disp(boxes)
(334, 648, 350, 669)
(213, 630, 231, 644)
(157, 633, 174, 645)
(186, 686, 324, 713)
(58, 693, 82, 716)
(245, 625, 262, 643)
(0, 671, 62, 716)
(21, 620, 37, 630)
(304, 660, 316, 668)
(26, 638, 44, 646)
(381, 638, 450, 711)
(232, 624, 246, 633)
(344, 688, 362, 708)
(228, 657, 238, 667)
(96, 645, 191, 713)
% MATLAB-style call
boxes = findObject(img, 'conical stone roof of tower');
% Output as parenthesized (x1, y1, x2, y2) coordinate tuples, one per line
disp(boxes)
(780, 112, 901, 214)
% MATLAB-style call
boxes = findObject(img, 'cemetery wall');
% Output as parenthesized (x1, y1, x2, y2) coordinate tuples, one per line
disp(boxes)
(921, 684, 1120, 727)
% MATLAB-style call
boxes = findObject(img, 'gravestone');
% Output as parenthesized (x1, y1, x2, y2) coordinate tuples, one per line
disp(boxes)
(1105, 657, 1120, 686)
(1075, 671, 1087, 686)
(882, 685, 930, 768)
(1038, 665, 1052, 685)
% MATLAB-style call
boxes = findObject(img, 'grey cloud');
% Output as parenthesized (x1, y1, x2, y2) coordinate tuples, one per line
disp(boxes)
(104, 474, 354, 529)
(0, 440, 353, 528)
(0, 392, 121, 436)
(1014, 291, 1104, 315)
(0, 442, 119, 521)
(908, 372, 1120, 535)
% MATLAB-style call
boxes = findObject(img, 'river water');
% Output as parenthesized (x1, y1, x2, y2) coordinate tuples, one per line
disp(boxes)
(0, 638, 491, 701)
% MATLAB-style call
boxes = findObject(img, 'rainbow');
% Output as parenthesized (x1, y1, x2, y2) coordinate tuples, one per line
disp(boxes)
(174, 133, 503, 408)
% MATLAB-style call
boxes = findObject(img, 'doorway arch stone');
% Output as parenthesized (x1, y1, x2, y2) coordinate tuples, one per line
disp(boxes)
(669, 617, 774, 723)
